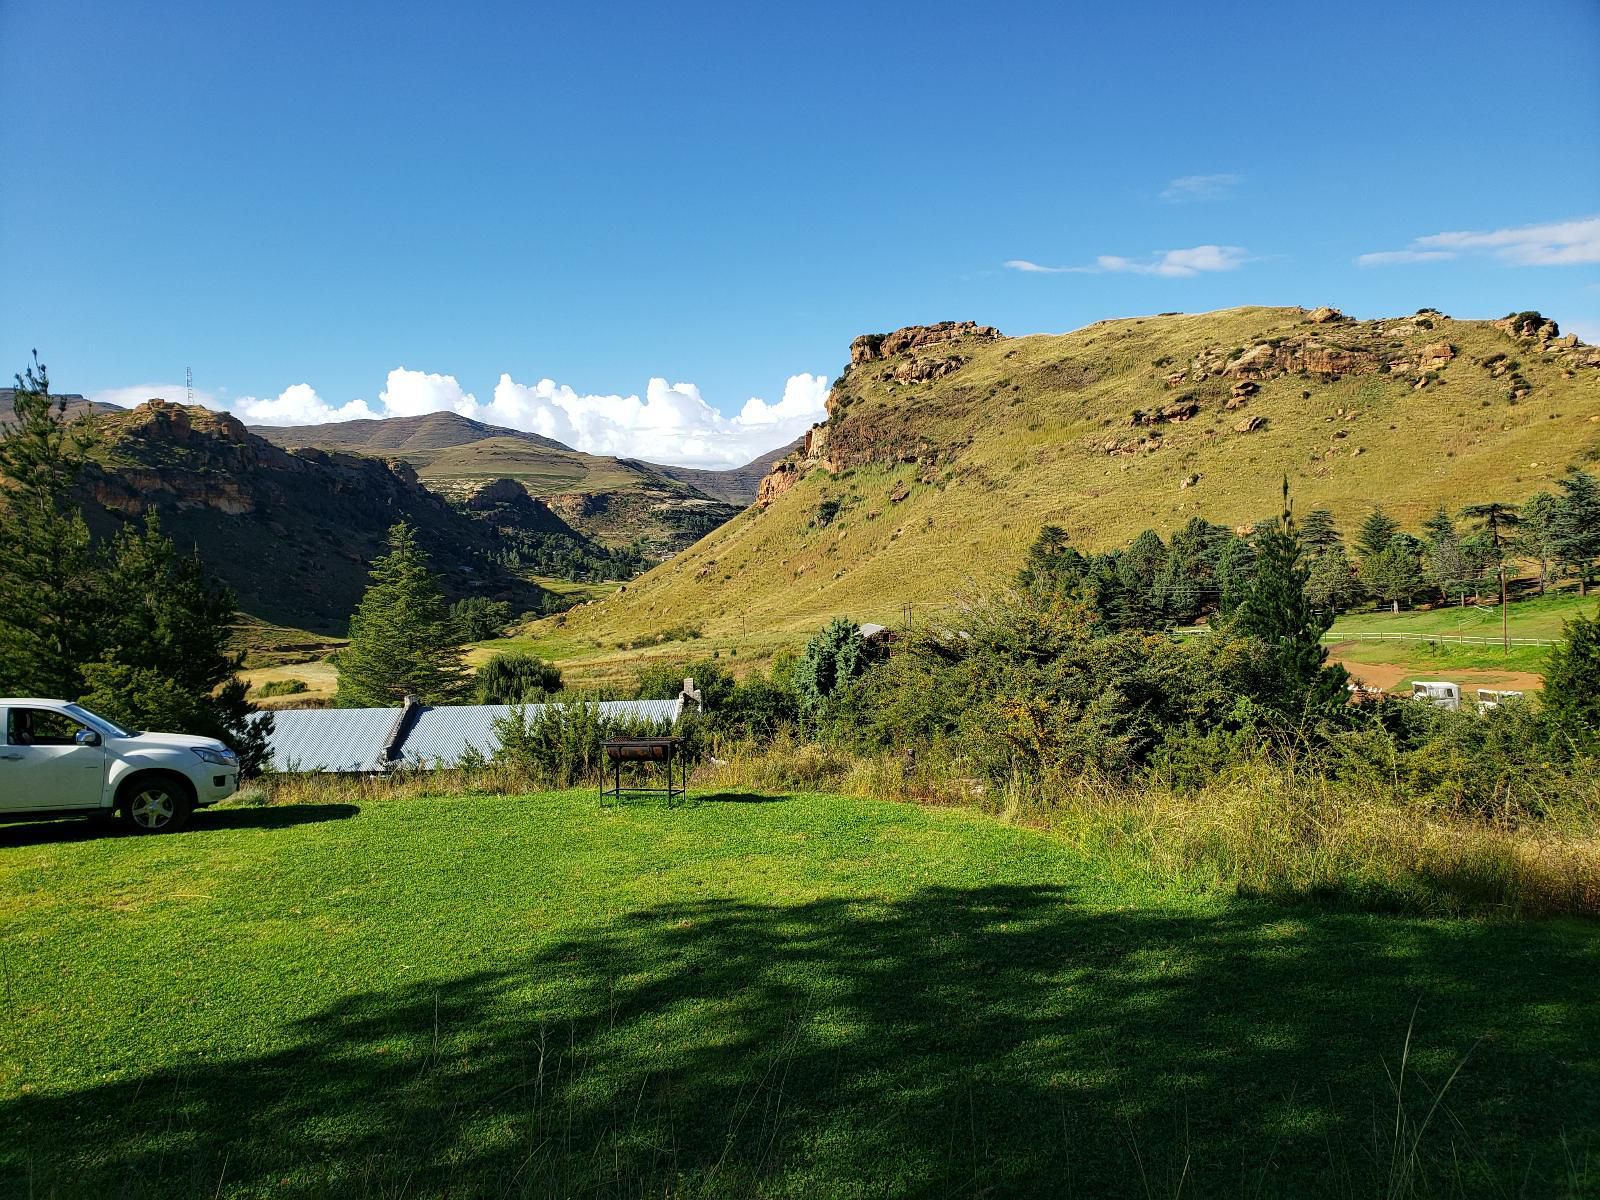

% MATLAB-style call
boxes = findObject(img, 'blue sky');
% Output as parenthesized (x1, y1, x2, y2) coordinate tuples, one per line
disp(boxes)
(2, 0, 1597, 465)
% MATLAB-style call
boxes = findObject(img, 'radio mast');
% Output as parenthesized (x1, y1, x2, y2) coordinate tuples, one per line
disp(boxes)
(186, 366, 193, 406)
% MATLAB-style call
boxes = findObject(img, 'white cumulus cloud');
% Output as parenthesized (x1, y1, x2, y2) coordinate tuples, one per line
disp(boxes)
(1005, 244, 1249, 277)
(217, 368, 829, 468)
(467, 372, 830, 467)
(231, 383, 380, 424)
(1358, 216, 1600, 267)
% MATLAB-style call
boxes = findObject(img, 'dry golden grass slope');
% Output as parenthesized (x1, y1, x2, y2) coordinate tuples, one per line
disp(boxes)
(534, 306, 1600, 665)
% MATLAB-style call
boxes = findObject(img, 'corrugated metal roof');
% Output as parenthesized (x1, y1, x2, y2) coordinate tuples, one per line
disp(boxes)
(261, 699, 684, 773)
(262, 707, 396, 773)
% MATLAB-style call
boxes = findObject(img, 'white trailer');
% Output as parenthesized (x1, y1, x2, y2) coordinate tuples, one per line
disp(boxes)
(1476, 688, 1525, 712)
(1411, 681, 1462, 711)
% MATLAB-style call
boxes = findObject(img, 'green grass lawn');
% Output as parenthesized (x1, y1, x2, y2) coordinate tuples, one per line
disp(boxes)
(2, 791, 1597, 1198)
(1328, 590, 1598, 644)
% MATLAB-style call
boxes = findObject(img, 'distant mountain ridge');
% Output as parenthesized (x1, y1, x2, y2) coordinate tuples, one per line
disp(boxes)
(250, 412, 798, 556)
(251, 411, 570, 457)
(250, 411, 793, 506)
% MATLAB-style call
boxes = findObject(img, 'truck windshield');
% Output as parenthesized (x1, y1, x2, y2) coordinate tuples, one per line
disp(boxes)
(62, 703, 137, 739)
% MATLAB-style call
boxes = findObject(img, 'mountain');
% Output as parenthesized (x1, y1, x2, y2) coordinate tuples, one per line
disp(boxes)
(72, 400, 549, 633)
(251, 414, 794, 556)
(249, 411, 570, 458)
(638, 437, 806, 504)
(541, 307, 1600, 660)
(0, 389, 120, 421)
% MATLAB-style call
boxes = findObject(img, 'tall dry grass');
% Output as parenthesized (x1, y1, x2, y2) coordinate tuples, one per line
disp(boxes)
(699, 739, 1600, 919)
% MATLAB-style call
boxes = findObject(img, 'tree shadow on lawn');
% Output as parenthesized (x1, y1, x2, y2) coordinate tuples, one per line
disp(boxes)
(691, 790, 790, 804)
(0, 803, 359, 848)
(4, 887, 1597, 1198)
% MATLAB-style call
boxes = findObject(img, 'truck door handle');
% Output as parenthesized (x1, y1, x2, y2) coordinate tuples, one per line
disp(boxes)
(0, 754, 22, 761)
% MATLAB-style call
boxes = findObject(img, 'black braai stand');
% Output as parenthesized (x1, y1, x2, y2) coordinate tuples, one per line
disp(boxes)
(600, 736, 686, 807)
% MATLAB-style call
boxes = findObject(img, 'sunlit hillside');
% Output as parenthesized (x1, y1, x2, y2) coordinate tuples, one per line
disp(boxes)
(536, 305, 1600, 670)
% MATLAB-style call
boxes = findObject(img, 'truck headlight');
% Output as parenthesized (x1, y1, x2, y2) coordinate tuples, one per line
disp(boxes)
(192, 747, 238, 767)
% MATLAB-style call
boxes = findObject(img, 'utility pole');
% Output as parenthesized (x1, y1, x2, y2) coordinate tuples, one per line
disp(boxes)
(1501, 559, 1509, 654)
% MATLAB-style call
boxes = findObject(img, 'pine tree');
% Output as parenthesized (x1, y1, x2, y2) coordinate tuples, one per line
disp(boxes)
(334, 522, 471, 706)
(0, 354, 103, 696)
(1460, 501, 1521, 563)
(793, 617, 865, 721)
(1554, 469, 1600, 595)
(1361, 534, 1426, 608)
(1297, 509, 1342, 556)
(78, 512, 272, 770)
(1542, 608, 1600, 746)
(1517, 491, 1561, 595)
(1230, 482, 1348, 717)
(1356, 507, 1400, 561)
(1420, 508, 1469, 603)
(1214, 534, 1257, 615)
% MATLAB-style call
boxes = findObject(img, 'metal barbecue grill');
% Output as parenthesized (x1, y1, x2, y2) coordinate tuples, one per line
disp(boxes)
(600, 735, 687, 806)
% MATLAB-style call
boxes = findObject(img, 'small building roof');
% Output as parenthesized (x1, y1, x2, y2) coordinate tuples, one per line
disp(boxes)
(260, 698, 684, 774)
(264, 707, 399, 773)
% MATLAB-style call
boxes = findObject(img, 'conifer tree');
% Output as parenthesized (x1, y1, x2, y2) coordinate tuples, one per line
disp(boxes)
(1543, 608, 1600, 745)
(1517, 491, 1561, 595)
(1231, 482, 1348, 718)
(1296, 509, 1342, 557)
(79, 512, 271, 770)
(335, 522, 471, 706)
(0, 354, 102, 697)
(1356, 507, 1400, 561)
(1554, 469, 1600, 595)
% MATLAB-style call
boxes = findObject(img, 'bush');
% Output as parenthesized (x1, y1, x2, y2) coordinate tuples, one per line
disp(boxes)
(256, 678, 309, 698)
(476, 653, 563, 704)
(490, 701, 683, 788)
(450, 597, 513, 642)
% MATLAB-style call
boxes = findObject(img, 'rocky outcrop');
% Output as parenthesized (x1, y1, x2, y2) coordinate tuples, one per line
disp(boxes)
(849, 321, 1002, 365)
(1221, 338, 1381, 381)
(1305, 306, 1347, 324)
(887, 354, 966, 384)
(464, 477, 530, 509)
(1420, 341, 1456, 370)
(756, 460, 802, 508)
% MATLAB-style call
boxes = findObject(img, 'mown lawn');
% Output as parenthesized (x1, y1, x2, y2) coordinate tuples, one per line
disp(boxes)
(2, 791, 1596, 1198)
(1327, 590, 1597, 645)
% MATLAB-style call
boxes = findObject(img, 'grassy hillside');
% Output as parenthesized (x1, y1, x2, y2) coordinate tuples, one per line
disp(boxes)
(4, 789, 1596, 1196)
(540, 306, 1600, 667)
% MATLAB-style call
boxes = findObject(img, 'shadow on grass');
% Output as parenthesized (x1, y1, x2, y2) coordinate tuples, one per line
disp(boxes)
(691, 790, 789, 804)
(0, 803, 359, 848)
(3, 886, 1597, 1197)
(194, 802, 360, 832)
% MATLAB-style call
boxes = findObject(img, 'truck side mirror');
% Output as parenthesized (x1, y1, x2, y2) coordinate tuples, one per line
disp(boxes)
(75, 729, 102, 747)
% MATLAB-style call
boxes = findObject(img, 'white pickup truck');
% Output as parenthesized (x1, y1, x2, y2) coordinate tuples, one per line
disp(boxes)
(0, 698, 239, 833)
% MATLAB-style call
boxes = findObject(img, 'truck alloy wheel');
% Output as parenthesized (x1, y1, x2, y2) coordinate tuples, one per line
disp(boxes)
(122, 782, 194, 834)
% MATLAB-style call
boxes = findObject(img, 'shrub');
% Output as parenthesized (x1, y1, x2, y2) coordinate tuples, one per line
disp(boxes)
(256, 678, 309, 698)
(450, 597, 513, 641)
(477, 652, 563, 704)
(490, 701, 680, 788)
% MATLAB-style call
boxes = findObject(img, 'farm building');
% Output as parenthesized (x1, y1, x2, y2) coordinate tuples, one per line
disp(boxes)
(261, 697, 685, 774)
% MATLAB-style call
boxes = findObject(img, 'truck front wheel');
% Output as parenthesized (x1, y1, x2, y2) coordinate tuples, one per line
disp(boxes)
(118, 775, 195, 834)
